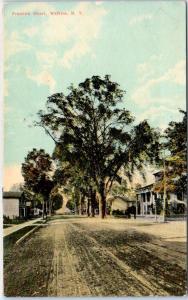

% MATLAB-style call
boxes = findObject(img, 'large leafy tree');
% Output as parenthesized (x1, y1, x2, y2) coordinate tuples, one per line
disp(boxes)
(37, 75, 160, 218)
(165, 110, 186, 156)
(22, 148, 54, 217)
(164, 110, 187, 198)
(154, 110, 186, 201)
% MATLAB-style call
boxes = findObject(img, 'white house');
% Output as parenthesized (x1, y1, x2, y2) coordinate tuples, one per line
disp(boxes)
(3, 191, 27, 219)
(136, 171, 186, 216)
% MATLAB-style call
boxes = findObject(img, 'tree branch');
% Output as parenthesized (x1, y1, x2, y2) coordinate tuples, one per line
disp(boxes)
(40, 124, 60, 145)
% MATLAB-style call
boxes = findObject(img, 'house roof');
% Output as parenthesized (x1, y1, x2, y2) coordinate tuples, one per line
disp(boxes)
(3, 191, 23, 199)
(107, 195, 136, 203)
(136, 183, 154, 192)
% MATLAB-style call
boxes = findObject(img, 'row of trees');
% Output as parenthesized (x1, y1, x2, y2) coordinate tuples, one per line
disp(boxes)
(21, 75, 186, 218)
(154, 110, 186, 199)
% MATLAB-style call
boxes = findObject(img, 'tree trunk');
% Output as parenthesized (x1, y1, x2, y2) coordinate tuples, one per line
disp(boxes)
(81, 195, 85, 215)
(42, 199, 45, 220)
(74, 195, 76, 215)
(45, 201, 48, 219)
(49, 197, 52, 216)
(87, 198, 91, 217)
(100, 195, 106, 218)
(98, 182, 106, 219)
(91, 190, 96, 217)
(79, 195, 82, 215)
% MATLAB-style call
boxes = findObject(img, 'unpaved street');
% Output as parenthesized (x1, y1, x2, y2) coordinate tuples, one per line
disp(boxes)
(4, 216, 187, 296)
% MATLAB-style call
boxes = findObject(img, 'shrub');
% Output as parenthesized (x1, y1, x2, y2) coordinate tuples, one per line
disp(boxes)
(112, 209, 124, 216)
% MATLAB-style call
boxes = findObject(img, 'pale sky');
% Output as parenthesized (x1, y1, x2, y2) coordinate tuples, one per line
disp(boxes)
(3, 1, 186, 190)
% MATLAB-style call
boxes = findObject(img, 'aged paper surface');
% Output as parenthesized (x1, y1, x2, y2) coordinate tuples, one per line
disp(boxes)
(3, 0, 187, 297)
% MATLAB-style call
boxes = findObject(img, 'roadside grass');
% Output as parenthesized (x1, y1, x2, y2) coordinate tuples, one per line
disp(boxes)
(3, 218, 26, 225)
(4, 226, 36, 265)
(3, 225, 12, 229)
(4, 226, 54, 297)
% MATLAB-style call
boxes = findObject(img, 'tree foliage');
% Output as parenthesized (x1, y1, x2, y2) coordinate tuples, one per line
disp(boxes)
(21, 148, 54, 200)
(164, 110, 187, 196)
(165, 110, 186, 157)
(154, 110, 187, 198)
(51, 193, 63, 211)
(37, 75, 160, 217)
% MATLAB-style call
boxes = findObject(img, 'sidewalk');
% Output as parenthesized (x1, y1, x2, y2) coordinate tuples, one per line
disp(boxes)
(3, 218, 43, 237)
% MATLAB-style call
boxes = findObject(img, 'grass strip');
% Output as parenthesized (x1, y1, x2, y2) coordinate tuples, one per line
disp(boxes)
(4, 226, 36, 266)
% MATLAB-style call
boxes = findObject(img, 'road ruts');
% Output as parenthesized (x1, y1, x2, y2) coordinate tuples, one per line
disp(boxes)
(47, 223, 92, 296)
(66, 223, 168, 296)
(71, 221, 186, 296)
(4, 217, 186, 296)
(47, 221, 170, 296)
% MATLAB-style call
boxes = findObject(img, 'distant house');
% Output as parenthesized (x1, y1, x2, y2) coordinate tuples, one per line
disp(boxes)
(107, 195, 136, 214)
(3, 191, 29, 219)
(136, 171, 186, 216)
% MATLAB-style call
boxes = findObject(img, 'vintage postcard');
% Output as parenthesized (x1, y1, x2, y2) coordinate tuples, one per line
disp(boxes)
(3, 0, 187, 297)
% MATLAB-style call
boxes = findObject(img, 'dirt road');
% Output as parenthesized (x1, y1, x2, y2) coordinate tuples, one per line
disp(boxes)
(4, 216, 187, 296)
